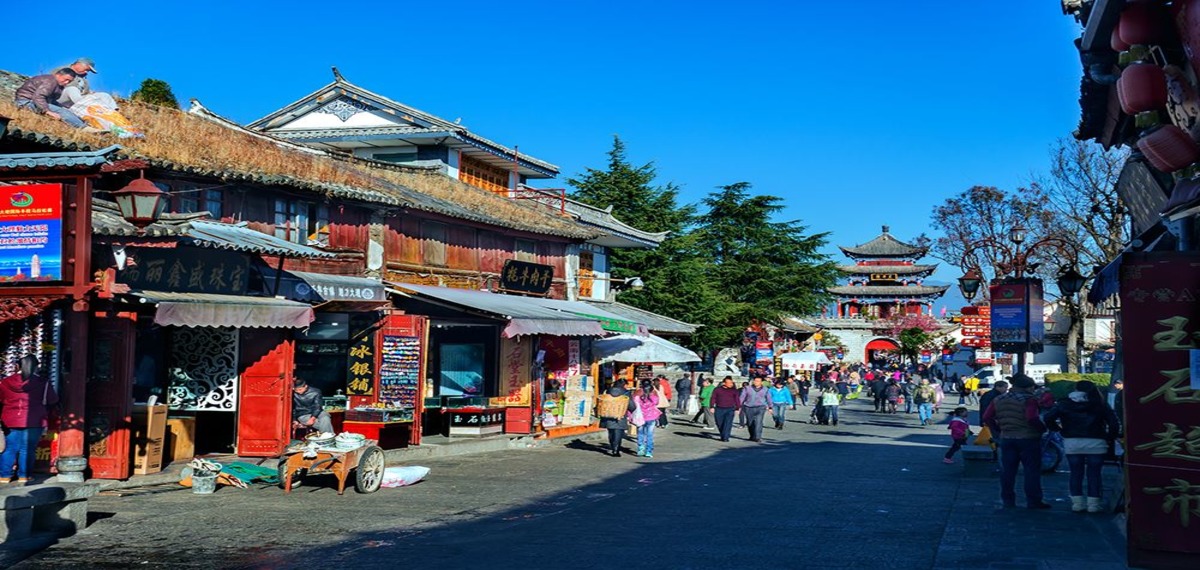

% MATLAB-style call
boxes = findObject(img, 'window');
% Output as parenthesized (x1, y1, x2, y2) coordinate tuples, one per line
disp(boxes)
(422, 221, 447, 266)
(459, 155, 511, 194)
(273, 198, 327, 245)
(205, 189, 223, 219)
(515, 239, 536, 262)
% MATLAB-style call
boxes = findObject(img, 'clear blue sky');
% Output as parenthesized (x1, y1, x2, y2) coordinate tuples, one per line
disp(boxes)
(7, 1, 1082, 305)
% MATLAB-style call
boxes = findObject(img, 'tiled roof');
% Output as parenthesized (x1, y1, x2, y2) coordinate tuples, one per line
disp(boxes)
(0, 145, 121, 171)
(247, 74, 559, 175)
(828, 284, 950, 297)
(839, 226, 928, 258)
(269, 126, 450, 140)
(837, 263, 937, 275)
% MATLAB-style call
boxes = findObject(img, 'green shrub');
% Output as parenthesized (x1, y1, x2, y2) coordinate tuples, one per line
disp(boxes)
(1044, 373, 1112, 400)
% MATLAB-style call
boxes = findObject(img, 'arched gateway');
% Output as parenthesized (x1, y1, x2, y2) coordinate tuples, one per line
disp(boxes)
(864, 338, 900, 365)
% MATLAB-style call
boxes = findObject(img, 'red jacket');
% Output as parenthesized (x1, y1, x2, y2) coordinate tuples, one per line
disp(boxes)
(1, 373, 59, 429)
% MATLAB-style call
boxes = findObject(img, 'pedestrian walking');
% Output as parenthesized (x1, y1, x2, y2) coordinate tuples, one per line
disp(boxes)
(740, 376, 772, 442)
(914, 379, 936, 426)
(932, 381, 945, 414)
(710, 376, 741, 442)
(768, 378, 793, 429)
(900, 377, 915, 414)
(944, 407, 972, 464)
(819, 382, 841, 426)
(633, 379, 662, 458)
(0, 355, 58, 484)
(691, 377, 716, 429)
(983, 374, 1051, 509)
(786, 376, 800, 410)
(597, 379, 635, 457)
(798, 377, 811, 406)
(884, 380, 902, 414)
(737, 381, 750, 427)
(956, 375, 969, 405)
(871, 375, 887, 412)
(655, 376, 672, 427)
(1043, 380, 1120, 513)
(675, 375, 692, 414)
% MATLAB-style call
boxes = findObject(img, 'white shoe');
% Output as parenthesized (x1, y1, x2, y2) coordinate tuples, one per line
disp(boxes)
(1087, 497, 1104, 513)
(1070, 496, 1085, 512)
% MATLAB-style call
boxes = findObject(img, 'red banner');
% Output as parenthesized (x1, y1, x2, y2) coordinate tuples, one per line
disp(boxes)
(1120, 253, 1200, 562)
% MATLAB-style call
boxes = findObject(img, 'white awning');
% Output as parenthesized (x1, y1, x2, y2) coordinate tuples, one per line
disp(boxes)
(780, 352, 831, 371)
(593, 333, 700, 364)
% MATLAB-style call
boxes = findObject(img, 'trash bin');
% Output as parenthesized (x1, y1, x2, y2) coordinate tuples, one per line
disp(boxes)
(192, 471, 218, 495)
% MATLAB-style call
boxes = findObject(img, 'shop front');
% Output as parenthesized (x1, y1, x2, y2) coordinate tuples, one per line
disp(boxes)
(593, 333, 702, 390)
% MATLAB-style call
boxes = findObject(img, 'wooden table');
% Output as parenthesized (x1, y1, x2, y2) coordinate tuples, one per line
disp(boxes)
(278, 439, 384, 495)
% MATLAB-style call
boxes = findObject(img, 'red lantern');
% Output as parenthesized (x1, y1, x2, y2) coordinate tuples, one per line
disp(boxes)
(1119, 2, 1169, 46)
(1137, 125, 1200, 172)
(1118, 63, 1168, 114)
(1112, 27, 1131, 52)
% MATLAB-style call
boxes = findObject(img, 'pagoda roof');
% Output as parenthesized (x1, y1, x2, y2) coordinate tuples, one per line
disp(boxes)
(828, 284, 950, 298)
(839, 226, 928, 259)
(837, 263, 937, 276)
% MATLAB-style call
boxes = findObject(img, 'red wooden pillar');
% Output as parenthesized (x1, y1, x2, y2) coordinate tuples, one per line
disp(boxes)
(56, 175, 95, 482)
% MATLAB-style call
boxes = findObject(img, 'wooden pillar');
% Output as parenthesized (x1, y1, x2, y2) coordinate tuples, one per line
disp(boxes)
(56, 175, 94, 482)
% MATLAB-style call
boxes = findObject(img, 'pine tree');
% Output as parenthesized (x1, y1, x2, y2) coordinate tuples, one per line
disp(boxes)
(130, 79, 180, 109)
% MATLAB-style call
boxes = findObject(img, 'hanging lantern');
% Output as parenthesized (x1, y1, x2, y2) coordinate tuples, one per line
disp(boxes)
(1137, 124, 1200, 172)
(1118, 2, 1169, 47)
(112, 173, 167, 230)
(1118, 63, 1168, 114)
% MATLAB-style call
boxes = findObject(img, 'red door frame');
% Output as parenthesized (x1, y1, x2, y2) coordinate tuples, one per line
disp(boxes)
(236, 329, 294, 457)
(86, 312, 136, 479)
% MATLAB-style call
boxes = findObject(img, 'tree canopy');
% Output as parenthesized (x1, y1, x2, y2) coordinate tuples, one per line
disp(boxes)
(130, 79, 180, 109)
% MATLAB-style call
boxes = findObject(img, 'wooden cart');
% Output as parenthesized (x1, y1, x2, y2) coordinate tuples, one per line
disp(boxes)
(277, 439, 385, 494)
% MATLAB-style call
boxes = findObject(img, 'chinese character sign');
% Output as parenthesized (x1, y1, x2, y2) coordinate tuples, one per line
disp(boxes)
(119, 248, 250, 294)
(346, 333, 376, 396)
(1120, 252, 1200, 560)
(0, 184, 62, 283)
(500, 337, 531, 406)
(499, 259, 554, 295)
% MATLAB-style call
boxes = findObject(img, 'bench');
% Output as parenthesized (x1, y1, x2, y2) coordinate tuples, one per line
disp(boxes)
(0, 482, 98, 542)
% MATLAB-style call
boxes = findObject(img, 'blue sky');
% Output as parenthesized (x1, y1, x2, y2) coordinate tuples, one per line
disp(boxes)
(6, 1, 1083, 309)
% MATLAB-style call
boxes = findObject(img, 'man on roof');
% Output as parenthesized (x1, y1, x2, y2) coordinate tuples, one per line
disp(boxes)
(14, 68, 85, 128)
(56, 57, 98, 107)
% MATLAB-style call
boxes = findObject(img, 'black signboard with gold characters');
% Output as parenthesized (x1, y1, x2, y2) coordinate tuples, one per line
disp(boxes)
(499, 259, 554, 296)
(119, 248, 250, 295)
(346, 333, 376, 396)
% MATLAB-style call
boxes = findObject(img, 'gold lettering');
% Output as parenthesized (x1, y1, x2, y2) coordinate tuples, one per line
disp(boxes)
(1140, 369, 1200, 405)
(1144, 478, 1200, 527)
(1153, 316, 1197, 351)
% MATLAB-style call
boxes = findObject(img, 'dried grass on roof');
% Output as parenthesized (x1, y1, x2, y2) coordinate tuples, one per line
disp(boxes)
(0, 97, 587, 237)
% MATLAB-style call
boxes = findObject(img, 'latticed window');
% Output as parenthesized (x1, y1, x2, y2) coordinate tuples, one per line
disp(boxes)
(459, 155, 511, 194)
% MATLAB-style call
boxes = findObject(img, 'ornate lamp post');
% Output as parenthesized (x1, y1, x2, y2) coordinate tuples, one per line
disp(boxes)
(112, 172, 167, 231)
(957, 229, 1083, 376)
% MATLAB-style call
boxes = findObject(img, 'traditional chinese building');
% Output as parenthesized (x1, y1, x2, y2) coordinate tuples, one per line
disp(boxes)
(829, 225, 948, 319)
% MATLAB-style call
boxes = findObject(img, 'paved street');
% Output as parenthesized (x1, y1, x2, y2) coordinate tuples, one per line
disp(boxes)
(11, 397, 1127, 570)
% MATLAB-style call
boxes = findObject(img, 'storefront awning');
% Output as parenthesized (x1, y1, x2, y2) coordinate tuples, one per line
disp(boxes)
(130, 290, 315, 328)
(593, 333, 701, 364)
(780, 351, 832, 371)
(521, 298, 647, 335)
(389, 283, 606, 338)
(265, 269, 390, 311)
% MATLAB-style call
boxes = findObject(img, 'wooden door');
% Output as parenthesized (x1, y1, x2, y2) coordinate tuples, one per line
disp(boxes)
(86, 314, 136, 479)
(236, 329, 293, 457)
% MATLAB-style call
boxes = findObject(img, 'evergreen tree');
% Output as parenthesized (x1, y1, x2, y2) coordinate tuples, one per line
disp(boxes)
(130, 78, 180, 109)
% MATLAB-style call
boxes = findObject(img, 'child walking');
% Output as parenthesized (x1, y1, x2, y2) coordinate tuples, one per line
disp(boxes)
(944, 407, 972, 464)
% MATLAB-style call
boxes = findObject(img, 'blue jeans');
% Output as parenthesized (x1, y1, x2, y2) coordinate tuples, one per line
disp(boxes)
(744, 405, 766, 440)
(1, 427, 45, 479)
(15, 98, 85, 128)
(828, 405, 839, 424)
(917, 403, 933, 424)
(636, 420, 656, 455)
(999, 438, 1043, 506)
(771, 403, 788, 426)
(714, 407, 736, 441)
(904, 397, 913, 413)
(1067, 453, 1105, 498)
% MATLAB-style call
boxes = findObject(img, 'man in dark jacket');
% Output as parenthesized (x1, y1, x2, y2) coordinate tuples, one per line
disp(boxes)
(983, 374, 1049, 509)
(709, 376, 742, 442)
(871, 377, 888, 412)
(14, 68, 85, 128)
(292, 378, 333, 434)
(674, 376, 692, 414)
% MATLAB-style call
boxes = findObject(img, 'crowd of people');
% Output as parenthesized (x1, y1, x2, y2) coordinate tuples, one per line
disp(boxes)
(595, 361, 1125, 515)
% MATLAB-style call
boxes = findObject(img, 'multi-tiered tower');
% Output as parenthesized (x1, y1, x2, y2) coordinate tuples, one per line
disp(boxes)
(829, 226, 948, 319)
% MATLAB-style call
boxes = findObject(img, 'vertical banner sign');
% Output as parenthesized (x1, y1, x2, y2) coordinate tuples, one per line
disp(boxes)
(379, 335, 421, 407)
(1026, 279, 1045, 351)
(500, 337, 531, 406)
(567, 340, 581, 378)
(346, 334, 375, 395)
(1120, 253, 1200, 565)
(990, 281, 1028, 350)
(0, 184, 62, 282)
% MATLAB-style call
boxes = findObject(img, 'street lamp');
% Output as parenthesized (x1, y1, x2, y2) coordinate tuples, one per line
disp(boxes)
(112, 172, 167, 231)
(958, 268, 983, 301)
(1056, 266, 1087, 298)
(1009, 226, 1028, 245)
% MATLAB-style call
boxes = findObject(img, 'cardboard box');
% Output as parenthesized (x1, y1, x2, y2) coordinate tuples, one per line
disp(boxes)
(564, 375, 592, 393)
(165, 417, 196, 465)
(132, 404, 168, 475)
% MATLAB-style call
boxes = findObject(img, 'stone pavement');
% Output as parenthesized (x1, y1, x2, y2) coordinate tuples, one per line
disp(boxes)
(6, 397, 1128, 569)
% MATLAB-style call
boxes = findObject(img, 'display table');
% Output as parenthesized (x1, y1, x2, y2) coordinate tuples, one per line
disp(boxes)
(446, 407, 505, 437)
(342, 421, 412, 449)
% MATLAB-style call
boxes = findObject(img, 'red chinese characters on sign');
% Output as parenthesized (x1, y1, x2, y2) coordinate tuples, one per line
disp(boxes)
(500, 337, 531, 406)
(1120, 252, 1200, 562)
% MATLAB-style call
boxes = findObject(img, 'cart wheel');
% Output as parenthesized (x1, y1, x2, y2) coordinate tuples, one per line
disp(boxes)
(354, 446, 384, 493)
(277, 461, 304, 489)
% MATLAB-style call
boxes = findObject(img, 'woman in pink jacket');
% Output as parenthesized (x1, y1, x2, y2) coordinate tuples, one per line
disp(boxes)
(1, 355, 58, 483)
(632, 379, 662, 458)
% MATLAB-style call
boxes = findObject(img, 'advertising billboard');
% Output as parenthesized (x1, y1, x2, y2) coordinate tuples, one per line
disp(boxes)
(0, 184, 62, 283)
(990, 279, 1043, 353)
